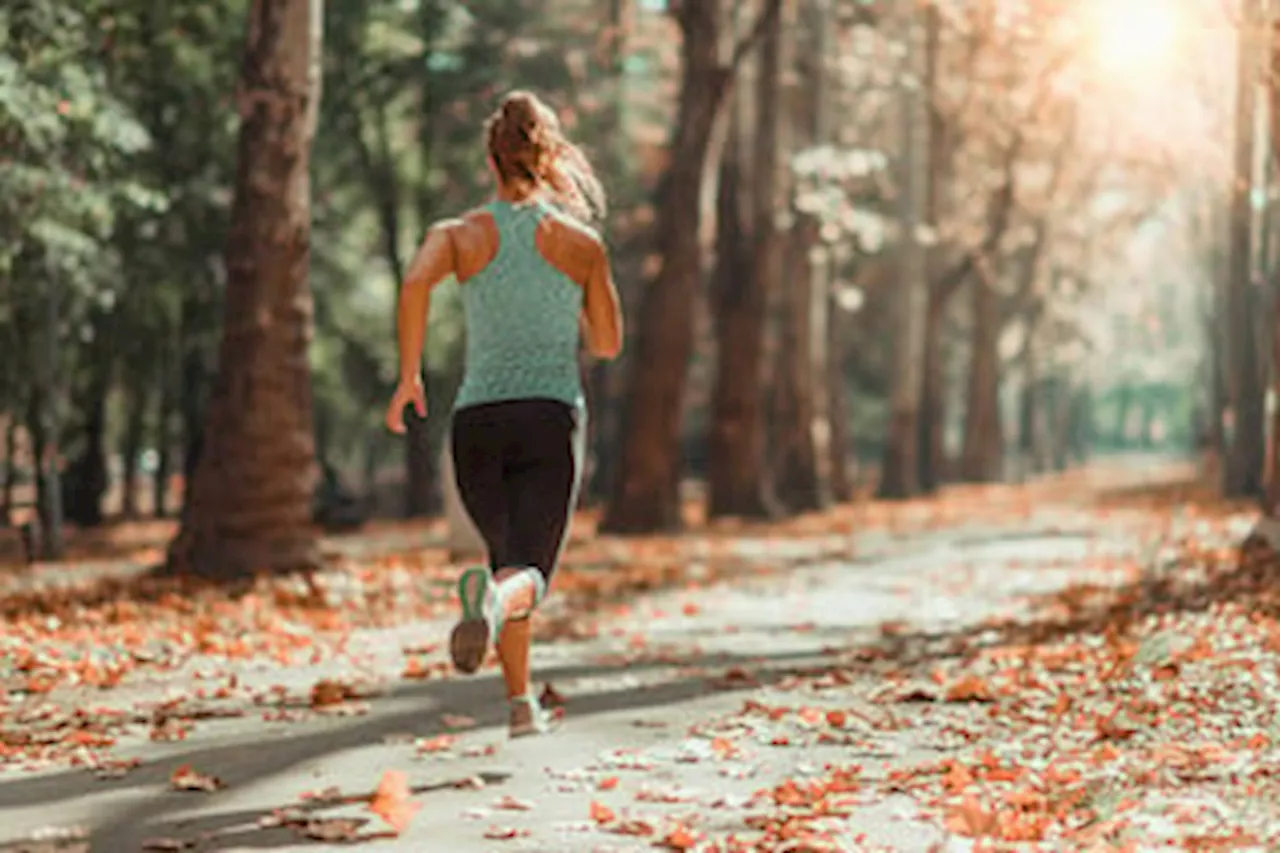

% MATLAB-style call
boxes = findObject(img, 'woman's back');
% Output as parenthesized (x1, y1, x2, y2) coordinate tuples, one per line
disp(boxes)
(453, 198, 585, 411)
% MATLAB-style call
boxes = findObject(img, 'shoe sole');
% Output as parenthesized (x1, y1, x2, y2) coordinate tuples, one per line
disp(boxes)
(450, 568, 492, 675)
(449, 618, 490, 675)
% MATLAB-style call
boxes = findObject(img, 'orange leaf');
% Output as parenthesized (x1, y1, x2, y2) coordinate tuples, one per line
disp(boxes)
(662, 824, 702, 850)
(169, 764, 223, 792)
(944, 794, 996, 837)
(367, 770, 421, 834)
(589, 800, 616, 824)
(942, 761, 974, 793)
(944, 675, 993, 703)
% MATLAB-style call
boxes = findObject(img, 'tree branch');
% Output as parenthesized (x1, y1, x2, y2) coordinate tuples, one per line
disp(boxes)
(728, 0, 783, 72)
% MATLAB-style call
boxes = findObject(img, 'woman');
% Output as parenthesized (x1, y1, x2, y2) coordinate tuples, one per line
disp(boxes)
(385, 91, 623, 738)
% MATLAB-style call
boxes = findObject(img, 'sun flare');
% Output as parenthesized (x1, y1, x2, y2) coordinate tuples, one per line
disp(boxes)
(1090, 0, 1180, 75)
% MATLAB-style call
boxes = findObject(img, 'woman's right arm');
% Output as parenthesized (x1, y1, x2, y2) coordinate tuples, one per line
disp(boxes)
(397, 221, 459, 386)
(581, 241, 623, 360)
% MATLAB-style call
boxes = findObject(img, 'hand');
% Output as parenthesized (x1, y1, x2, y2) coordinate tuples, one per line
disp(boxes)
(385, 375, 427, 434)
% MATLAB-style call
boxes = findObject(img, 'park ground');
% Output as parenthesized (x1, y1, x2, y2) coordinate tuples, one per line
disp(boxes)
(0, 457, 1277, 852)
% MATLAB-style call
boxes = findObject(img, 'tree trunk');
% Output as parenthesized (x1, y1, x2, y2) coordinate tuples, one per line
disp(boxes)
(769, 0, 832, 513)
(120, 377, 149, 519)
(602, 2, 770, 533)
(1, 415, 15, 523)
(154, 375, 174, 518)
(1, 414, 14, 523)
(62, 368, 110, 528)
(917, 293, 947, 491)
(1017, 368, 1037, 481)
(1226, 0, 1266, 498)
(582, 0, 632, 505)
(179, 287, 211, 492)
(707, 0, 782, 520)
(64, 308, 113, 528)
(827, 289, 853, 500)
(1263, 14, 1280, 514)
(878, 1, 930, 500)
(26, 387, 61, 560)
(916, 1, 946, 494)
(958, 275, 1002, 482)
(33, 267, 64, 558)
(167, 0, 324, 577)
(772, 219, 825, 509)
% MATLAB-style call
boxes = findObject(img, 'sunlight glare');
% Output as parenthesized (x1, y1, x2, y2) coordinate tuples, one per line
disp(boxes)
(1090, 0, 1180, 76)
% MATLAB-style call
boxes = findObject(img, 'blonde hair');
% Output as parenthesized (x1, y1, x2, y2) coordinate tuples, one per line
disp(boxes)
(485, 90, 606, 224)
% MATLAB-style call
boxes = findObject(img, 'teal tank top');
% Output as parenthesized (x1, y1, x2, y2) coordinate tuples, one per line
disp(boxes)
(452, 199, 585, 411)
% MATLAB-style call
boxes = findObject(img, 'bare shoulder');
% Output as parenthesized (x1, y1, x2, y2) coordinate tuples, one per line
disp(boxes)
(536, 209, 604, 286)
(451, 208, 500, 282)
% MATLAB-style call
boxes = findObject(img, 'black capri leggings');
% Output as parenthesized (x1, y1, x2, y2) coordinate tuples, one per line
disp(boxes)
(450, 399, 585, 583)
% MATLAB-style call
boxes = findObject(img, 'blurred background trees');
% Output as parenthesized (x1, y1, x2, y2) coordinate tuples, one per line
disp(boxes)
(0, 0, 1263, 570)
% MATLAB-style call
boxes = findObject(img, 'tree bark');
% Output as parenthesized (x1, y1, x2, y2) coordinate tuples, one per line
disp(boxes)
(1263, 14, 1280, 514)
(1, 415, 16, 523)
(916, 0, 946, 494)
(1226, 0, 1266, 498)
(154, 371, 174, 518)
(62, 367, 110, 527)
(769, 0, 832, 513)
(770, 224, 821, 509)
(33, 264, 64, 558)
(878, 0, 930, 500)
(958, 273, 1003, 482)
(167, 0, 324, 577)
(707, 0, 783, 520)
(827, 289, 853, 500)
(120, 377, 149, 519)
(583, 0, 633, 505)
(917, 292, 947, 491)
(64, 307, 113, 528)
(602, 0, 780, 533)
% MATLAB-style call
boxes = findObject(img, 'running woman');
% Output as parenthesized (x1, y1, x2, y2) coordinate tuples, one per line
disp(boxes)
(385, 91, 623, 738)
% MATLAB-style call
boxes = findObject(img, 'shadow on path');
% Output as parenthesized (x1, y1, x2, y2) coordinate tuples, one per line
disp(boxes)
(0, 644, 839, 851)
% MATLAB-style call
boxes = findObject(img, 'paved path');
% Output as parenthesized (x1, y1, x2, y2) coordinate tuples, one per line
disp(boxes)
(0, 467, 1251, 852)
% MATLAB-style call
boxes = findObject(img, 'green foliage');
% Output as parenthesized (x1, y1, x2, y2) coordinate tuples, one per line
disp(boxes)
(2, 0, 649, 518)
(0, 1, 155, 294)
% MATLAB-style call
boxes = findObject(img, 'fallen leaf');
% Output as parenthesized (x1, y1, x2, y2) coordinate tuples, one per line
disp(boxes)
(589, 800, 616, 824)
(944, 675, 993, 703)
(299, 817, 366, 841)
(612, 818, 655, 836)
(493, 795, 534, 811)
(415, 734, 456, 753)
(169, 764, 223, 792)
(309, 679, 352, 708)
(368, 770, 421, 834)
(661, 824, 702, 850)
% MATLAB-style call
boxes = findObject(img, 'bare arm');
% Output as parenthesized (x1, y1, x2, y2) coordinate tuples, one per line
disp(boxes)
(397, 221, 459, 384)
(581, 242, 623, 360)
